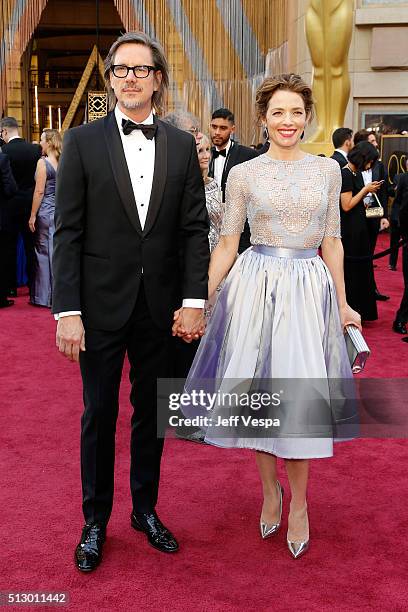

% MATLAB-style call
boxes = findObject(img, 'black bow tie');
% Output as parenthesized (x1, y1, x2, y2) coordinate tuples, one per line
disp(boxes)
(212, 148, 226, 159)
(122, 119, 157, 139)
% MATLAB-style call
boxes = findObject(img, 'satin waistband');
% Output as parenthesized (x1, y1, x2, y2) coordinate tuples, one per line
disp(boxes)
(251, 246, 318, 259)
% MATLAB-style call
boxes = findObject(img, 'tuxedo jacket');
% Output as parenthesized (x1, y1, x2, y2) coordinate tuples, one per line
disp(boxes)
(394, 172, 408, 235)
(209, 141, 257, 253)
(52, 112, 210, 331)
(330, 151, 348, 169)
(209, 141, 258, 202)
(1, 138, 41, 222)
(0, 153, 18, 231)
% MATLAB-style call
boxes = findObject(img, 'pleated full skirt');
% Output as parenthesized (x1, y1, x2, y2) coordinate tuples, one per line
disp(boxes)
(184, 246, 356, 458)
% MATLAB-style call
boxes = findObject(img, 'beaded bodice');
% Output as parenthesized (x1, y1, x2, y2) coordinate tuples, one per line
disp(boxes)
(221, 154, 341, 248)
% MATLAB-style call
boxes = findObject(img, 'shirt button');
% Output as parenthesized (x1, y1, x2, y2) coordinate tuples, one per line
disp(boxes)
(140, 203, 144, 207)
(139, 148, 142, 151)
(140, 175, 143, 178)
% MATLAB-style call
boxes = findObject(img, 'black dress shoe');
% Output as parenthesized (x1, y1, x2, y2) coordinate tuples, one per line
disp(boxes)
(131, 510, 179, 553)
(7, 289, 17, 297)
(375, 290, 390, 301)
(0, 299, 14, 308)
(389, 265, 397, 271)
(392, 321, 408, 335)
(75, 523, 106, 572)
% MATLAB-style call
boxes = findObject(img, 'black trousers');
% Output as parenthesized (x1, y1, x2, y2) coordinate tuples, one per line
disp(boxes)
(396, 237, 408, 324)
(79, 282, 172, 525)
(389, 219, 401, 268)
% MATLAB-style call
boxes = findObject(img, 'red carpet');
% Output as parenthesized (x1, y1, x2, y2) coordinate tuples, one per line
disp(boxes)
(1, 233, 407, 611)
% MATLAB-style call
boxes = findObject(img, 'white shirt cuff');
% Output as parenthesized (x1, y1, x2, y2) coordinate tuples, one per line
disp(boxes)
(54, 311, 82, 320)
(182, 299, 205, 309)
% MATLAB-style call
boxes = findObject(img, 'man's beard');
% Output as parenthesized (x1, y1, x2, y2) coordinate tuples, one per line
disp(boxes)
(121, 99, 143, 109)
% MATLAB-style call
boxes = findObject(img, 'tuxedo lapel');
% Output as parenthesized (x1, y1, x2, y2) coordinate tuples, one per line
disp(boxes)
(143, 117, 167, 236)
(104, 112, 142, 236)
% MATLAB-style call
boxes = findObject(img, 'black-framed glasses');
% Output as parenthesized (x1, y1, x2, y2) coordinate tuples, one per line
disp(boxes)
(111, 65, 156, 79)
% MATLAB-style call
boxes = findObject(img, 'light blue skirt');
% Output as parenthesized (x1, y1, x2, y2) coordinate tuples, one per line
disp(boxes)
(184, 246, 356, 459)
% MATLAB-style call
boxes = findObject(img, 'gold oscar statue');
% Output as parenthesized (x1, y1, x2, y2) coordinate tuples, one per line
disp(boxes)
(305, 0, 353, 153)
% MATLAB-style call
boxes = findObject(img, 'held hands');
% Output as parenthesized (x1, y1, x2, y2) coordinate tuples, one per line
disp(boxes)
(56, 315, 85, 362)
(339, 304, 362, 332)
(172, 307, 206, 343)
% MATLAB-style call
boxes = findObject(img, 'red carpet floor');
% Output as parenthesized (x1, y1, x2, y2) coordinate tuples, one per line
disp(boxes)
(1, 234, 407, 612)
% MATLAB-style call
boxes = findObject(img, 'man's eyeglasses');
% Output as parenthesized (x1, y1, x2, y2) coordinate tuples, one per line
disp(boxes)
(111, 65, 156, 79)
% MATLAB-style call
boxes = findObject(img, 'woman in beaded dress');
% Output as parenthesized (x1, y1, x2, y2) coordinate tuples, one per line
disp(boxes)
(180, 75, 361, 558)
(173, 135, 223, 442)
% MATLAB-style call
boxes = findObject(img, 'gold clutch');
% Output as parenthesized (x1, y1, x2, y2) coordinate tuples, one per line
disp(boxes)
(345, 325, 371, 373)
(365, 192, 384, 218)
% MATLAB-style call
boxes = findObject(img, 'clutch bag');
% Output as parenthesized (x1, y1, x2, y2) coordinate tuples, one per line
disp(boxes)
(365, 192, 384, 218)
(345, 325, 371, 373)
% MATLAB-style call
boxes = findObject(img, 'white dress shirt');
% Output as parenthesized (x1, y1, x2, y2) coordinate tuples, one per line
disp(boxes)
(213, 139, 232, 188)
(56, 105, 204, 319)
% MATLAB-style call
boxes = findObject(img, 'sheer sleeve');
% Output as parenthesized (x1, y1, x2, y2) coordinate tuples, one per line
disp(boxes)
(324, 159, 341, 238)
(220, 165, 247, 235)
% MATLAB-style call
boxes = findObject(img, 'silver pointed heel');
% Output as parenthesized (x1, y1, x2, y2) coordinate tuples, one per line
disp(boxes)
(287, 538, 309, 559)
(287, 504, 309, 559)
(260, 481, 284, 539)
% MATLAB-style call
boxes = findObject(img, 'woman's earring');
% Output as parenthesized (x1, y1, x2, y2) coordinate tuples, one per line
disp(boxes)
(263, 125, 269, 141)
(300, 131, 305, 140)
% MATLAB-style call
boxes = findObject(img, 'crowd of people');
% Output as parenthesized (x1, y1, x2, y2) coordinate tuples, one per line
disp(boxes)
(0, 117, 61, 308)
(1, 30, 408, 570)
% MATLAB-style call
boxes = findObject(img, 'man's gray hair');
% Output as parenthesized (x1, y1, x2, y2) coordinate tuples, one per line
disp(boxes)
(104, 31, 169, 114)
(0, 117, 19, 130)
(162, 110, 200, 131)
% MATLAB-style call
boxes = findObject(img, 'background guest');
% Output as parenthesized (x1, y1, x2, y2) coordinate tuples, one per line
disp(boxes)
(0, 117, 41, 297)
(208, 107, 257, 253)
(0, 152, 18, 307)
(392, 165, 408, 336)
(174, 134, 223, 443)
(163, 110, 203, 144)
(353, 129, 390, 300)
(28, 129, 62, 307)
(340, 141, 383, 321)
(331, 127, 353, 167)
(389, 158, 408, 271)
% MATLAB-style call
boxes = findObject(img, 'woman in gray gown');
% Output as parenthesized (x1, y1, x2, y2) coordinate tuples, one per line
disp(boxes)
(179, 75, 361, 559)
(28, 129, 62, 307)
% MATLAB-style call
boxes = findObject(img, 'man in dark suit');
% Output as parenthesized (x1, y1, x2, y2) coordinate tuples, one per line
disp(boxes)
(0, 152, 17, 307)
(0, 118, 41, 295)
(53, 32, 209, 571)
(330, 127, 353, 168)
(208, 108, 257, 252)
(392, 170, 408, 336)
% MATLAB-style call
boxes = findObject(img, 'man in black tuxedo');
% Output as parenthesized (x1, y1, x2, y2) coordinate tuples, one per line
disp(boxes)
(392, 170, 408, 336)
(208, 108, 257, 253)
(0, 152, 17, 307)
(330, 127, 353, 168)
(53, 31, 209, 571)
(0, 117, 41, 295)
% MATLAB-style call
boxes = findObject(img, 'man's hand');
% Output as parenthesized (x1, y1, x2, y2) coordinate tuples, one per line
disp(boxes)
(172, 307, 206, 343)
(56, 315, 85, 362)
